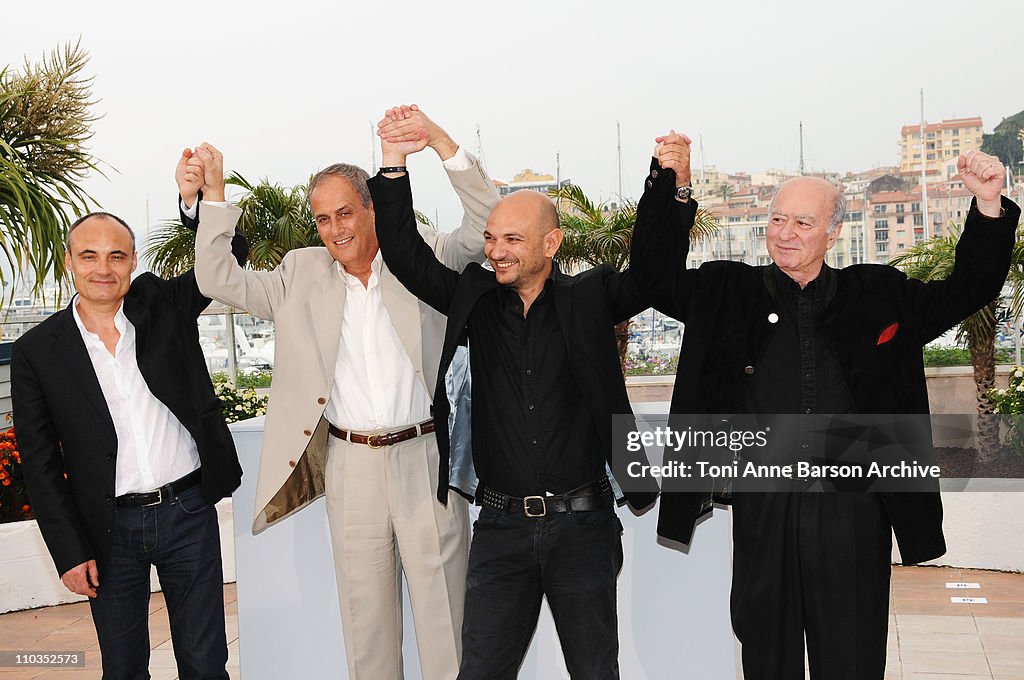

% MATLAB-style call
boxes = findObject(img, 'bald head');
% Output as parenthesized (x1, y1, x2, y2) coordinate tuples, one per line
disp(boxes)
(770, 177, 845, 234)
(491, 189, 560, 237)
(67, 212, 137, 254)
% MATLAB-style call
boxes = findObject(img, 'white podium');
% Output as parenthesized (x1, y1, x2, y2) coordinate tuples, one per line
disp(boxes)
(230, 405, 737, 679)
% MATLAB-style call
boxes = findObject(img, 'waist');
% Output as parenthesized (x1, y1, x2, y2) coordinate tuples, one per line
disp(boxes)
(476, 477, 613, 517)
(328, 419, 435, 448)
(115, 468, 202, 507)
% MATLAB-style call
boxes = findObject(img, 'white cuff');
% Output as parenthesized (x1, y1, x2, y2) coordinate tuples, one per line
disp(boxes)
(180, 197, 198, 219)
(441, 146, 471, 172)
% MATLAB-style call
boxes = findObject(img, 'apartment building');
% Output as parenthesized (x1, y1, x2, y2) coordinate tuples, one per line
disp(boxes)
(898, 117, 984, 178)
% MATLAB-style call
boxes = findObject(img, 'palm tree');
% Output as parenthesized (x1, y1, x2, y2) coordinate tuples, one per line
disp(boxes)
(145, 172, 318, 276)
(550, 184, 720, 372)
(891, 223, 1024, 455)
(0, 41, 101, 298)
(717, 182, 734, 205)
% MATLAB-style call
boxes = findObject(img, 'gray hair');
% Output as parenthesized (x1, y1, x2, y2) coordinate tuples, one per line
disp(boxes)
(307, 163, 371, 208)
(826, 191, 846, 234)
(67, 212, 137, 253)
(767, 179, 846, 235)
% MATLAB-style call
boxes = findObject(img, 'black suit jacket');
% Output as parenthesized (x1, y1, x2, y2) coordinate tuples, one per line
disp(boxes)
(368, 173, 657, 510)
(631, 159, 1020, 564)
(12, 228, 248, 577)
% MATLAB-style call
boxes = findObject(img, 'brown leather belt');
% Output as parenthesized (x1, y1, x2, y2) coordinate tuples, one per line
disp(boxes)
(328, 419, 435, 449)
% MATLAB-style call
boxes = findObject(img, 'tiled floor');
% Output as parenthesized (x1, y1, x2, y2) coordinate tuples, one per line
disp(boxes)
(883, 567, 1024, 680)
(0, 567, 1021, 679)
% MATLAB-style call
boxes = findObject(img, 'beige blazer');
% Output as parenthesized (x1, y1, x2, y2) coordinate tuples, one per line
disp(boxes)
(194, 155, 498, 533)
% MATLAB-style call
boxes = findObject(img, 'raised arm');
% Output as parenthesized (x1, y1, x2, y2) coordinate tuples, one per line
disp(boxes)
(142, 149, 251, 318)
(598, 267, 649, 324)
(370, 170, 460, 314)
(377, 104, 499, 270)
(629, 132, 702, 321)
(905, 150, 1021, 344)
(186, 143, 290, 321)
(177, 147, 248, 267)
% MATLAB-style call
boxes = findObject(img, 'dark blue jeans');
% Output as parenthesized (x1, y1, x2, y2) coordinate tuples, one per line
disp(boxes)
(458, 504, 624, 680)
(89, 484, 229, 680)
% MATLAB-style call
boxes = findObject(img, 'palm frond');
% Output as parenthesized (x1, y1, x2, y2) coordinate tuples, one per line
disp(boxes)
(414, 210, 433, 228)
(551, 183, 720, 272)
(142, 220, 197, 278)
(0, 40, 102, 300)
(144, 172, 317, 274)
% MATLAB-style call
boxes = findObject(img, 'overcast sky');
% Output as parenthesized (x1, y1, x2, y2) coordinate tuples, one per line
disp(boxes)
(6, 0, 1023, 260)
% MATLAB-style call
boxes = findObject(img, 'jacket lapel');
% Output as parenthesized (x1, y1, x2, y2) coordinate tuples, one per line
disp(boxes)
(51, 305, 116, 431)
(551, 265, 575, 357)
(308, 264, 346, 377)
(380, 263, 425, 389)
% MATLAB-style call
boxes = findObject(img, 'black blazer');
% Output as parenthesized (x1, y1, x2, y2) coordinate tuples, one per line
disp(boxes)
(368, 173, 657, 510)
(12, 229, 248, 577)
(630, 159, 1020, 564)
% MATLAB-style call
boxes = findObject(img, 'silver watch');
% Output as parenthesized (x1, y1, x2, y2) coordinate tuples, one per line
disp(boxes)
(674, 185, 693, 201)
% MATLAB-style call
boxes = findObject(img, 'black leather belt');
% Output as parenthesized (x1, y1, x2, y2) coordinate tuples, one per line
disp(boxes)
(115, 469, 202, 507)
(477, 478, 613, 518)
(328, 419, 435, 449)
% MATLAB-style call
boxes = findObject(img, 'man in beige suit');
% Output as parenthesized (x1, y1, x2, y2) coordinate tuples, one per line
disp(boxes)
(183, 107, 498, 679)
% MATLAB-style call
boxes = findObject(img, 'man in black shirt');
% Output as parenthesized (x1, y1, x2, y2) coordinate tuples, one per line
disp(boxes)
(370, 125, 657, 679)
(632, 132, 1019, 680)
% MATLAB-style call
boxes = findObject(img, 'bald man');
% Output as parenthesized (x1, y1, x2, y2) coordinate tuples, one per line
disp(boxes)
(12, 157, 248, 678)
(631, 135, 1020, 680)
(367, 132, 657, 678)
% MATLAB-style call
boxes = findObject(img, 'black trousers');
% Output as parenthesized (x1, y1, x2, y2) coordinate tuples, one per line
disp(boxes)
(730, 492, 892, 680)
(458, 504, 624, 680)
(89, 485, 229, 680)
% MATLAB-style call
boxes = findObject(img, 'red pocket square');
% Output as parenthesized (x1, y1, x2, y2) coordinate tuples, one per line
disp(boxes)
(876, 323, 899, 345)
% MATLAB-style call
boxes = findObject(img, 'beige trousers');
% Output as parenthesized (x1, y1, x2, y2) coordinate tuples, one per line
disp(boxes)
(325, 432, 469, 680)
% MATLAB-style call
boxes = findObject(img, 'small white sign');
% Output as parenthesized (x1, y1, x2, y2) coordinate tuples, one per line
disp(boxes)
(950, 597, 988, 604)
(945, 582, 982, 589)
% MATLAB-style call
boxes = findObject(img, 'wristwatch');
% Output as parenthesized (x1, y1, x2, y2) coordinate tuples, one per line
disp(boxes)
(674, 185, 693, 202)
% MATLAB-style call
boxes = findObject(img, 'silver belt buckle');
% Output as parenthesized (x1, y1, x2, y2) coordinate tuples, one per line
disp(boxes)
(523, 495, 547, 517)
(141, 488, 163, 507)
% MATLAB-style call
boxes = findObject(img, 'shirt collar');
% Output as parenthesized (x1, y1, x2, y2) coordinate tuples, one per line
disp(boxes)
(773, 262, 833, 307)
(337, 249, 383, 289)
(72, 297, 129, 352)
(498, 269, 556, 310)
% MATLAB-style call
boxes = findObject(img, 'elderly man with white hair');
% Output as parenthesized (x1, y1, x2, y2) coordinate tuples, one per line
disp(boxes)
(631, 132, 1020, 680)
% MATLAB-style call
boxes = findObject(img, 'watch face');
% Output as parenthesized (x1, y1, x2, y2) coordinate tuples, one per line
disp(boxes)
(676, 186, 692, 199)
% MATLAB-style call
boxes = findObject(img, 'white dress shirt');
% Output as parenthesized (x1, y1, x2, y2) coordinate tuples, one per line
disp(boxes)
(181, 148, 473, 431)
(324, 250, 433, 430)
(73, 300, 201, 495)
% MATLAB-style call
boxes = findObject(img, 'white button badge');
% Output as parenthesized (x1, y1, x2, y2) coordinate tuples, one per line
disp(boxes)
(768, 313, 779, 324)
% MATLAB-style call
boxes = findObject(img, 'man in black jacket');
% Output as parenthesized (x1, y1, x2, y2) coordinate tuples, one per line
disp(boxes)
(11, 150, 247, 679)
(369, 128, 656, 679)
(631, 132, 1019, 679)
